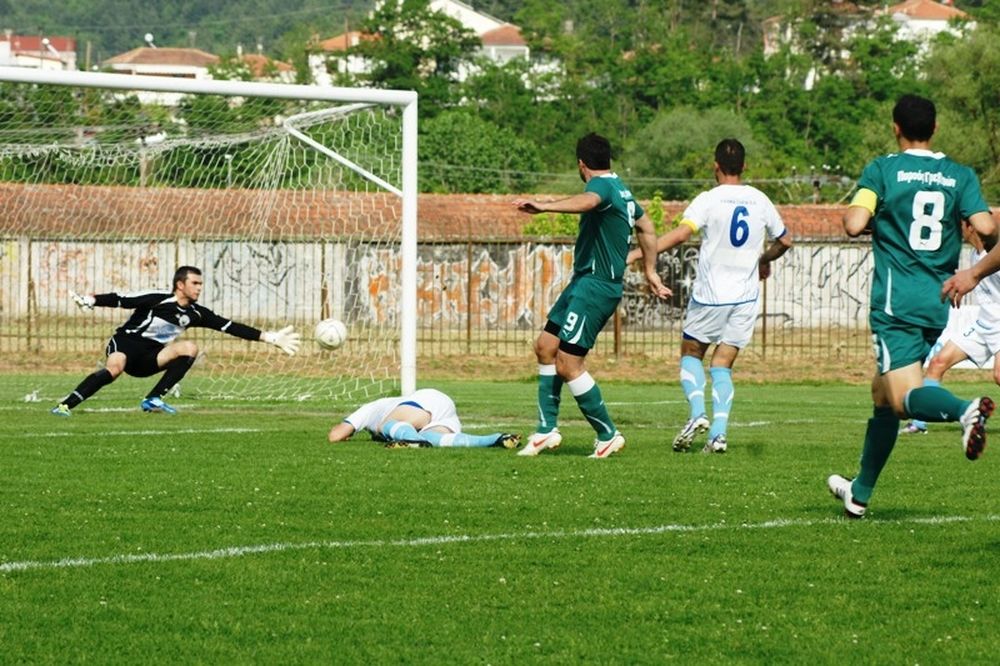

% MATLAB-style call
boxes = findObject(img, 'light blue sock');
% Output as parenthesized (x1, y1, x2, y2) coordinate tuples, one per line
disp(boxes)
(380, 420, 501, 448)
(680, 355, 707, 419)
(709, 367, 733, 439)
(909, 378, 939, 430)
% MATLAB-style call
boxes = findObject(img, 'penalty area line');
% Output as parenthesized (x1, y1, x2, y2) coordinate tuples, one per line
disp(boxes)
(3, 514, 998, 574)
(18, 427, 265, 439)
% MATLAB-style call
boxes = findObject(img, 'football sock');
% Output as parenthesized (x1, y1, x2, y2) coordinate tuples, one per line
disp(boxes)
(680, 355, 707, 419)
(378, 421, 500, 448)
(536, 364, 563, 434)
(568, 372, 616, 441)
(903, 384, 969, 422)
(432, 432, 505, 448)
(62, 368, 115, 408)
(851, 405, 900, 504)
(908, 378, 939, 430)
(708, 367, 733, 440)
(147, 356, 195, 400)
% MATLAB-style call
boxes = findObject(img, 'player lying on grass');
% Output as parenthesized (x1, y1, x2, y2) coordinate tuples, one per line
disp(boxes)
(51, 265, 300, 416)
(901, 220, 1000, 435)
(328, 388, 520, 449)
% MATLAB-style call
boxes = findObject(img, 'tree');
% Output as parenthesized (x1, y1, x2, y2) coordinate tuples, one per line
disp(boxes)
(350, 0, 481, 116)
(420, 111, 542, 193)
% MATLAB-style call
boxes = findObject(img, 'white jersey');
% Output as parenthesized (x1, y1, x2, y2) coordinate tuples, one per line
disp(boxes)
(343, 388, 461, 437)
(971, 248, 1000, 308)
(682, 184, 787, 305)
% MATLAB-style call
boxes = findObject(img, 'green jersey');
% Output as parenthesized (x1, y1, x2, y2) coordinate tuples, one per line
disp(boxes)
(859, 149, 990, 328)
(575, 173, 644, 283)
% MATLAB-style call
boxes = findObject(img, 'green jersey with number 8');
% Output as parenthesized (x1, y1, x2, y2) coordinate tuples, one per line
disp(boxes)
(575, 173, 644, 283)
(857, 149, 990, 328)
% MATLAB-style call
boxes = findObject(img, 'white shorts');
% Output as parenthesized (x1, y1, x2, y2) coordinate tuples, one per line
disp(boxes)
(683, 299, 759, 349)
(951, 312, 1000, 368)
(407, 388, 462, 434)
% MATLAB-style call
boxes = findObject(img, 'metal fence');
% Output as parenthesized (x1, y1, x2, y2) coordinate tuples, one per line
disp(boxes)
(1, 237, 880, 366)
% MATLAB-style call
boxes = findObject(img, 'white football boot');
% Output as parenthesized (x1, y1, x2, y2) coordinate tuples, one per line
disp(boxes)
(589, 431, 625, 459)
(673, 414, 709, 452)
(827, 474, 866, 519)
(518, 428, 562, 457)
(960, 397, 994, 461)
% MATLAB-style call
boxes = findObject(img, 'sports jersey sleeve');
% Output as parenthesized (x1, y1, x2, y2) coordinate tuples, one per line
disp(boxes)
(93, 291, 170, 309)
(189, 305, 262, 341)
(765, 201, 787, 240)
(855, 160, 884, 203)
(585, 177, 613, 207)
(957, 166, 990, 219)
(680, 192, 709, 233)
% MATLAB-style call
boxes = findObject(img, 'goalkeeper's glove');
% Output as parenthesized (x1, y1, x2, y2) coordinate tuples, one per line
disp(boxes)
(261, 325, 300, 356)
(70, 291, 95, 310)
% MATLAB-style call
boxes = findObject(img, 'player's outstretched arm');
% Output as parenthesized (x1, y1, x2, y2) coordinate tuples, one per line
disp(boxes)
(69, 290, 95, 310)
(513, 192, 601, 215)
(260, 325, 301, 356)
(329, 421, 356, 442)
(759, 233, 793, 280)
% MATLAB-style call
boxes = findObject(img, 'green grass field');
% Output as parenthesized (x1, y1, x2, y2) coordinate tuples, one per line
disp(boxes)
(2, 375, 999, 663)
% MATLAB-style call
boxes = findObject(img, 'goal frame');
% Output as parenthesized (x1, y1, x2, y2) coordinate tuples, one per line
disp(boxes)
(0, 65, 419, 395)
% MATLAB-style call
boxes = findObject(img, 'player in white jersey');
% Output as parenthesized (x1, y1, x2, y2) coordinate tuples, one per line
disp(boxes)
(629, 139, 792, 453)
(328, 388, 519, 449)
(902, 220, 1000, 434)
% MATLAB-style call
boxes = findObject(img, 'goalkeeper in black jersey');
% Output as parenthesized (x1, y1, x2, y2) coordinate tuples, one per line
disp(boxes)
(51, 265, 300, 416)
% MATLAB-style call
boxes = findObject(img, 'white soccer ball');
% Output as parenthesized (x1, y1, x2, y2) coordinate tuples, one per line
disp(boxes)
(314, 318, 348, 350)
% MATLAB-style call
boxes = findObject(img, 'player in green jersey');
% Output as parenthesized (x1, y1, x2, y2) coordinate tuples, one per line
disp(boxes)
(513, 133, 670, 458)
(829, 94, 999, 518)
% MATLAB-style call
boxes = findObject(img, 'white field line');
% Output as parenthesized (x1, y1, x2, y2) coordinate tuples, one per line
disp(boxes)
(17, 427, 265, 439)
(3, 513, 998, 574)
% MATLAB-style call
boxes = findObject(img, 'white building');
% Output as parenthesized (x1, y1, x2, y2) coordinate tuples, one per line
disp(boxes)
(0, 33, 77, 70)
(884, 0, 971, 43)
(309, 0, 530, 87)
(103, 47, 220, 105)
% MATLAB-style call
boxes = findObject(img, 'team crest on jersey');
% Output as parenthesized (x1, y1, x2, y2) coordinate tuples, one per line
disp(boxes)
(178, 314, 191, 327)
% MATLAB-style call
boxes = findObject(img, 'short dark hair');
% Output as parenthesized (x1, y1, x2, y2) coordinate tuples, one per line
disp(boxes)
(893, 94, 936, 142)
(576, 133, 611, 170)
(715, 138, 745, 176)
(173, 265, 202, 290)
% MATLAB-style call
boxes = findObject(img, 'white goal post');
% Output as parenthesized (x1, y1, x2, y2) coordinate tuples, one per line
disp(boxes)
(0, 66, 418, 400)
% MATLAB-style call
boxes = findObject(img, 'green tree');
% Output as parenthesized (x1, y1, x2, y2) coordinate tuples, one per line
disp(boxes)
(349, 0, 481, 116)
(420, 110, 542, 193)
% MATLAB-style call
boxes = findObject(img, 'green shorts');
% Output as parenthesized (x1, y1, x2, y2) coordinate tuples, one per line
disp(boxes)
(546, 275, 623, 355)
(870, 310, 943, 374)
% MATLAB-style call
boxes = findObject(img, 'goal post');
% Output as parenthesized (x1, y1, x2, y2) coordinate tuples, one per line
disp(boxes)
(0, 65, 418, 401)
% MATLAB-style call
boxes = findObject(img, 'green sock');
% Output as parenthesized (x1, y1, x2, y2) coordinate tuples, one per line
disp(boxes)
(536, 364, 562, 433)
(904, 386, 970, 422)
(568, 372, 616, 441)
(852, 405, 900, 504)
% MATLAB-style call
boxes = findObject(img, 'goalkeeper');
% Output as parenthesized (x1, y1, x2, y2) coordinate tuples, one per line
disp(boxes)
(328, 388, 520, 449)
(51, 265, 300, 416)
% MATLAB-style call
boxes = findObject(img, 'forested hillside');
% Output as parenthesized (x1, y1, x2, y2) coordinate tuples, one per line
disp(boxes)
(1, 0, 1000, 201)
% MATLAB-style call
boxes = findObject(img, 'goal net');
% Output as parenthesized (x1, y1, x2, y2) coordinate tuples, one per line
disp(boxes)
(0, 67, 417, 404)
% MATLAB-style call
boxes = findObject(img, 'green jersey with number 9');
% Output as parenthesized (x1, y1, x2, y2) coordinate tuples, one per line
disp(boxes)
(575, 173, 644, 283)
(858, 149, 990, 328)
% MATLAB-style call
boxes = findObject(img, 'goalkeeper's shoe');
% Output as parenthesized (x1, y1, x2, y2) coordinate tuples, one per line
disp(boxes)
(672, 415, 709, 452)
(589, 431, 625, 459)
(51, 403, 71, 417)
(141, 396, 177, 414)
(517, 429, 562, 457)
(827, 474, 866, 519)
(960, 396, 994, 461)
(492, 433, 521, 449)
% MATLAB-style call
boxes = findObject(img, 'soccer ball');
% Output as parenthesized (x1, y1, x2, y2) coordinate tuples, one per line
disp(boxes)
(314, 318, 348, 350)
